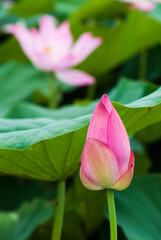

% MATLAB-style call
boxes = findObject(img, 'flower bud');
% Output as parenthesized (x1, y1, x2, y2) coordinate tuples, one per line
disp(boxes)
(80, 94, 135, 191)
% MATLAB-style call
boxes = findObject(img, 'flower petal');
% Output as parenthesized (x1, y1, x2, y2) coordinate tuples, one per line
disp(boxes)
(80, 167, 103, 191)
(30, 51, 55, 70)
(56, 33, 102, 69)
(118, 0, 135, 3)
(111, 150, 135, 191)
(87, 94, 113, 144)
(107, 107, 131, 174)
(70, 33, 102, 66)
(56, 69, 95, 86)
(118, 0, 156, 12)
(81, 139, 119, 189)
(51, 21, 73, 64)
(39, 15, 57, 38)
(40, 18, 73, 65)
(87, 94, 131, 173)
(9, 24, 37, 62)
(134, 2, 156, 12)
(100, 94, 114, 114)
(9, 24, 56, 70)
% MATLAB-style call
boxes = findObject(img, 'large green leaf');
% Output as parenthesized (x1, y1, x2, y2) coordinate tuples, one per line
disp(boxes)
(114, 87, 161, 134)
(10, 0, 54, 17)
(135, 122, 161, 143)
(6, 78, 158, 119)
(0, 88, 161, 181)
(7, 100, 97, 120)
(0, 38, 28, 63)
(7, 86, 161, 134)
(0, 4, 10, 21)
(0, 62, 48, 117)
(130, 139, 151, 175)
(108, 78, 157, 104)
(149, 4, 161, 24)
(0, 115, 90, 149)
(0, 199, 53, 240)
(111, 175, 161, 240)
(0, 115, 90, 181)
(0, 118, 56, 133)
(55, 0, 89, 16)
(70, 1, 161, 75)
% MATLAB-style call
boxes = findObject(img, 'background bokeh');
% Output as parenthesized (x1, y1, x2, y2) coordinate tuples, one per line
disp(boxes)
(0, 0, 161, 239)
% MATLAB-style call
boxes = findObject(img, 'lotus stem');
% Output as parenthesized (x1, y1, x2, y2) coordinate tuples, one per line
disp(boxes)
(52, 181, 65, 240)
(86, 82, 96, 100)
(107, 190, 117, 240)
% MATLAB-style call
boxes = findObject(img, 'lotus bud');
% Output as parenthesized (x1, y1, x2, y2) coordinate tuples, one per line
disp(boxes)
(80, 94, 135, 191)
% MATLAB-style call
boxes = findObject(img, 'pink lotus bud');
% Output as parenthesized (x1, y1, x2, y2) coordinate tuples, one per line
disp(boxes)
(80, 94, 135, 191)
(118, 0, 161, 12)
(7, 15, 102, 86)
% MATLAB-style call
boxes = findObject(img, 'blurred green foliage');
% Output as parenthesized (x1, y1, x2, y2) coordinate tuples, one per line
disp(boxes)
(0, 0, 161, 239)
(0, 199, 54, 240)
(113, 175, 161, 240)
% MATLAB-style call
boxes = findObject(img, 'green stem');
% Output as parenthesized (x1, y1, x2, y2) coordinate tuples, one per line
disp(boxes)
(86, 83, 96, 100)
(107, 190, 117, 240)
(52, 181, 65, 240)
(48, 72, 55, 108)
(48, 73, 62, 108)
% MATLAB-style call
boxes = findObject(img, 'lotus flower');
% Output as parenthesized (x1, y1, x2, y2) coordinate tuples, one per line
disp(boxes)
(8, 15, 102, 86)
(80, 94, 135, 191)
(119, 0, 161, 12)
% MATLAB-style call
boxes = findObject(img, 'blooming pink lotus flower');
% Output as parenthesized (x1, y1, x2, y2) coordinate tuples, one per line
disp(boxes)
(119, 0, 161, 12)
(9, 15, 102, 86)
(80, 94, 135, 191)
